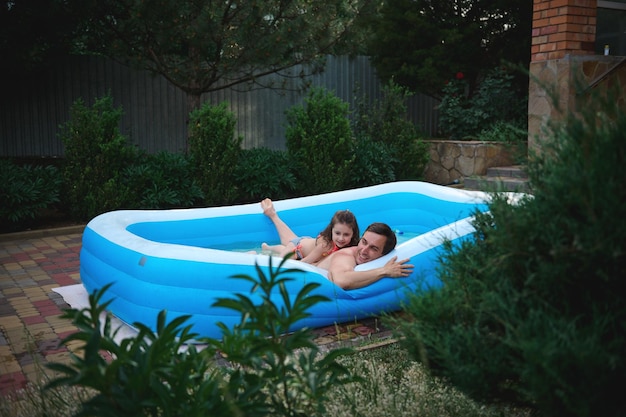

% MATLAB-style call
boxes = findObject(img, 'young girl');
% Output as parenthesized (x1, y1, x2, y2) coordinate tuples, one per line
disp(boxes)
(260, 198, 360, 265)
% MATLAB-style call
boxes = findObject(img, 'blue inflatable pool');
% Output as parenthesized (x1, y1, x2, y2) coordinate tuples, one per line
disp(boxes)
(80, 181, 492, 339)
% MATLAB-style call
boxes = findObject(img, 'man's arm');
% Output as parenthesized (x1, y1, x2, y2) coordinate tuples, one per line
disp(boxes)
(328, 253, 414, 290)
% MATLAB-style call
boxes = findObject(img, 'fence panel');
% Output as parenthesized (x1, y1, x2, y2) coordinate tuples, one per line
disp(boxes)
(0, 55, 439, 157)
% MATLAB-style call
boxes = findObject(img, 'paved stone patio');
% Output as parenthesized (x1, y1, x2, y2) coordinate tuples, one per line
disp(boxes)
(0, 228, 83, 395)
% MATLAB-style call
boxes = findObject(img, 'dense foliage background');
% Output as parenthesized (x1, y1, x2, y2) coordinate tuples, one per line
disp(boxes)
(0, 84, 428, 230)
(364, 0, 532, 101)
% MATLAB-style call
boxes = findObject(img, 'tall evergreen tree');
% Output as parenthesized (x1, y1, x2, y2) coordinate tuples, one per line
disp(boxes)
(0, 0, 89, 81)
(364, 0, 532, 99)
(75, 0, 373, 112)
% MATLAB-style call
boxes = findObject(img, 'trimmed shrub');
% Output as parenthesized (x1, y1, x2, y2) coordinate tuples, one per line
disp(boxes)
(285, 88, 355, 195)
(188, 101, 243, 206)
(118, 151, 204, 209)
(233, 147, 298, 202)
(0, 160, 62, 231)
(345, 137, 395, 188)
(353, 81, 429, 180)
(59, 94, 140, 220)
(59, 94, 202, 219)
(393, 87, 626, 417)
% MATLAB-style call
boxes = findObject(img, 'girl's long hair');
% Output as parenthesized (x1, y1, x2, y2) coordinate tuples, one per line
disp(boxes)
(318, 210, 360, 247)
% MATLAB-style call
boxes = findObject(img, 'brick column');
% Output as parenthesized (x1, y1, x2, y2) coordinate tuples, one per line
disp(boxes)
(528, 0, 598, 156)
(531, 0, 597, 61)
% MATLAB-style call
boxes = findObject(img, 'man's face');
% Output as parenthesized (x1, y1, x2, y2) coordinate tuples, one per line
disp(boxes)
(355, 231, 387, 265)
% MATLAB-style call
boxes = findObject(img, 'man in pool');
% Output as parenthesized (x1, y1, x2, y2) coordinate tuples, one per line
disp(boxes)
(315, 222, 414, 290)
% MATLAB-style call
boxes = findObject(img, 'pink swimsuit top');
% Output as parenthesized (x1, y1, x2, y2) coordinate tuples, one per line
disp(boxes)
(321, 241, 340, 257)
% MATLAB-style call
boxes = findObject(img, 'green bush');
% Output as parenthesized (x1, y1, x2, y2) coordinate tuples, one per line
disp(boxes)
(438, 67, 527, 140)
(345, 137, 395, 188)
(475, 120, 529, 164)
(0, 160, 62, 231)
(475, 120, 526, 143)
(188, 101, 243, 206)
(285, 88, 355, 195)
(393, 87, 626, 417)
(233, 147, 298, 202)
(118, 151, 203, 209)
(59, 94, 141, 220)
(46, 257, 355, 417)
(353, 81, 429, 180)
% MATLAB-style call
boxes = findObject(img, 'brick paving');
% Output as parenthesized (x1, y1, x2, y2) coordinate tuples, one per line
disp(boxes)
(0, 227, 395, 397)
(0, 228, 83, 396)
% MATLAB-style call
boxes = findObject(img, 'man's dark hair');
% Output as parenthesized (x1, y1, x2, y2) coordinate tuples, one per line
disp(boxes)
(364, 222, 396, 255)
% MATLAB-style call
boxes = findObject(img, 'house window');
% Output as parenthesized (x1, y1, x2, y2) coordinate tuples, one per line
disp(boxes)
(597, 1, 626, 55)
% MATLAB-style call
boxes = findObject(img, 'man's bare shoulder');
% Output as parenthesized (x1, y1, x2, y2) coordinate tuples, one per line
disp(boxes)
(316, 246, 356, 269)
(329, 247, 358, 268)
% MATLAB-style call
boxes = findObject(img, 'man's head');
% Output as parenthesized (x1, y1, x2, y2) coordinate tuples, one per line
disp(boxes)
(354, 222, 397, 265)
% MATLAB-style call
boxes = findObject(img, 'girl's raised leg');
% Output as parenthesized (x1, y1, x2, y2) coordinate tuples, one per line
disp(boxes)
(261, 198, 298, 245)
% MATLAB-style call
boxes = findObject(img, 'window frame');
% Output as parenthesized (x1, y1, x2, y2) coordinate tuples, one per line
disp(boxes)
(597, 1, 626, 55)
(598, 1, 626, 10)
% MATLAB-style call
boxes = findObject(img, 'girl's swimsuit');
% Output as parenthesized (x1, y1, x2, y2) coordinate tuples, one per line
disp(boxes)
(290, 236, 340, 260)
(290, 236, 311, 260)
(294, 243, 305, 260)
(321, 242, 340, 257)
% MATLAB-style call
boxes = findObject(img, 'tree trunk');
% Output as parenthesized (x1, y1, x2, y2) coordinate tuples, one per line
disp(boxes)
(185, 91, 202, 152)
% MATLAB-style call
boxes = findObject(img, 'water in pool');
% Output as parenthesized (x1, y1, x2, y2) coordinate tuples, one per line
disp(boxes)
(212, 230, 418, 253)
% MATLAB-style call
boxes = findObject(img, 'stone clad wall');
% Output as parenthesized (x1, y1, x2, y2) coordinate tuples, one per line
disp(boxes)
(423, 140, 520, 185)
(528, 56, 626, 154)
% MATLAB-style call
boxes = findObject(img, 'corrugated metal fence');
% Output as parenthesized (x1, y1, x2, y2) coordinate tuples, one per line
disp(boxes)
(0, 55, 439, 157)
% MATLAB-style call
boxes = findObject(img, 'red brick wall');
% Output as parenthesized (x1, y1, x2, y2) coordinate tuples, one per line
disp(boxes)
(531, 0, 597, 61)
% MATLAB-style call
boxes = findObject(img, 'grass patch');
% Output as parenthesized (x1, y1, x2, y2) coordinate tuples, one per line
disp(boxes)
(0, 382, 92, 417)
(330, 343, 533, 417)
(1, 343, 533, 417)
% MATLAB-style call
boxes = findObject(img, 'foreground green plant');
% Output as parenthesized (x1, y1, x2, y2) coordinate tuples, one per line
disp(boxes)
(209, 257, 355, 417)
(45, 257, 355, 416)
(46, 284, 227, 417)
(394, 86, 626, 416)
